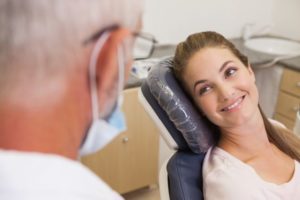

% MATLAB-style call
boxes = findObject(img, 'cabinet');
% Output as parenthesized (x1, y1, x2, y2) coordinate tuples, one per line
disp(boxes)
(274, 68, 300, 130)
(81, 87, 159, 194)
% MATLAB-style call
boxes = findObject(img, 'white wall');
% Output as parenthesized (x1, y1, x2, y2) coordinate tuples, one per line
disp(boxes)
(272, 0, 300, 41)
(143, 0, 273, 44)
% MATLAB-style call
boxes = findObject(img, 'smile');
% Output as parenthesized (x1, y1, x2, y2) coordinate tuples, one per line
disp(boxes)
(221, 95, 246, 112)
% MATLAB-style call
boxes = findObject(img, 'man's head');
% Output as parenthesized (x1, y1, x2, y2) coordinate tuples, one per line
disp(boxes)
(0, 0, 143, 104)
(0, 0, 143, 159)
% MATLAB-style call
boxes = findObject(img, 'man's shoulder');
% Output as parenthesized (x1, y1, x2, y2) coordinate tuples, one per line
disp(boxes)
(0, 150, 123, 200)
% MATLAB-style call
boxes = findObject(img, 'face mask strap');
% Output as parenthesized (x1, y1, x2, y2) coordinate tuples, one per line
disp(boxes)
(89, 32, 111, 120)
(80, 31, 128, 156)
(89, 31, 127, 121)
(117, 45, 125, 98)
(104, 42, 126, 120)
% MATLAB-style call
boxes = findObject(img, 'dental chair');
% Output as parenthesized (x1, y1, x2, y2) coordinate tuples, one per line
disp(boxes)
(138, 57, 219, 200)
(138, 57, 288, 200)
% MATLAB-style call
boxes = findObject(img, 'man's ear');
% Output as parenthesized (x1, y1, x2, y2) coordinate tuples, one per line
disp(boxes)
(95, 28, 132, 115)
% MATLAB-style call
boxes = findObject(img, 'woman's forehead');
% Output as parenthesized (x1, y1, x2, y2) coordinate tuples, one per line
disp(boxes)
(187, 48, 237, 72)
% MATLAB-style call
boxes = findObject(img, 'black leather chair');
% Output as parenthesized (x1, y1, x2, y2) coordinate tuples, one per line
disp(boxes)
(138, 57, 218, 200)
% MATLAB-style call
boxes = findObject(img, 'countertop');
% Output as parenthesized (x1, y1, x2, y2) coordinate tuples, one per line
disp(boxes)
(231, 38, 300, 71)
(126, 44, 176, 89)
(126, 38, 300, 89)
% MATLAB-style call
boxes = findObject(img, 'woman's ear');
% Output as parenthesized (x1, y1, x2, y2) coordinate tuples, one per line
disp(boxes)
(95, 28, 132, 115)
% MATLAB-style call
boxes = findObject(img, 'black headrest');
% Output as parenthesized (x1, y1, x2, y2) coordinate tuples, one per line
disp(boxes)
(146, 57, 218, 153)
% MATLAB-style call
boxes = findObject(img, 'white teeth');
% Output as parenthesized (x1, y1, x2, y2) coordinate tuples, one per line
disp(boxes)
(224, 97, 243, 111)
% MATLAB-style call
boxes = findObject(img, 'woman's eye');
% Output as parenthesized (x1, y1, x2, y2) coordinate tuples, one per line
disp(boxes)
(224, 68, 237, 78)
(199, 85, 212, 96)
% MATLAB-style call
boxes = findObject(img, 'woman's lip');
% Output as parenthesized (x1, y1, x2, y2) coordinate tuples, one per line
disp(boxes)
(220, 95, 246, 112)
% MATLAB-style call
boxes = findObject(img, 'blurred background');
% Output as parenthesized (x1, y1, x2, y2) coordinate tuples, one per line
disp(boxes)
(143, 0, 300, 44)
(82, 1, 300, 199)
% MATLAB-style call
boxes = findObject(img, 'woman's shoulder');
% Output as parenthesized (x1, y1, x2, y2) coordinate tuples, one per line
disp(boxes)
(203, 147, 244, 184)
(202, 146, 261, 199)
(203, 146, 246, 178)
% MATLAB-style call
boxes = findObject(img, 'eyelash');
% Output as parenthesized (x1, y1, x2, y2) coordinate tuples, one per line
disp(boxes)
(224, 67, 237, 78)
(199, 85, 212, 96)
(198, 67, 238, 96)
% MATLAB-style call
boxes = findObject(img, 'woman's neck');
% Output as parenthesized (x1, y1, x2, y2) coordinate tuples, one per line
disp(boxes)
(218, 110, 271, 161)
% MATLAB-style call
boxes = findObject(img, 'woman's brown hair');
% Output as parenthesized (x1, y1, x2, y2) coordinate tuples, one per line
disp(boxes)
(173, 31, 300, 161)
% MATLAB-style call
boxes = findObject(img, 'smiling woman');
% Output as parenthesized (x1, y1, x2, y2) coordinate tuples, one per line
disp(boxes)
(173, 31, 300, 200)
(183, 47, 258, 128)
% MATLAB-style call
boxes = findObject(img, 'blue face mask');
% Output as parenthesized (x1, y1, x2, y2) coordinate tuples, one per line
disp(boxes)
(79, 31, 127, 156)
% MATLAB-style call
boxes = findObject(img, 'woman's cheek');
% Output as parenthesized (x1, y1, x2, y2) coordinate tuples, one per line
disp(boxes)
(197, 95, 216, 116)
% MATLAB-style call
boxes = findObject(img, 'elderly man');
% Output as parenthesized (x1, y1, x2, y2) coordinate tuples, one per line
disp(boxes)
(0, 0, 143, 199)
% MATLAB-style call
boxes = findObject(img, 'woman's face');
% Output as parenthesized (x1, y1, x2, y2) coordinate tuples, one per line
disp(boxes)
(182, 47, 259, 129)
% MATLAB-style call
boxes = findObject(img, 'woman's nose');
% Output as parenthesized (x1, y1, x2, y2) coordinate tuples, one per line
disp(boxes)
(217, 84, 235, 102)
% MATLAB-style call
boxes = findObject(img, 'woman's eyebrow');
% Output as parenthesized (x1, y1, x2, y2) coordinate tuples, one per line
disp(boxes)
(193, 79, 207, 92)
(219, 60, 233, 73)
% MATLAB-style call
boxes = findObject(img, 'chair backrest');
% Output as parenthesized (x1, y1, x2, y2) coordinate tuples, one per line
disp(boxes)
(139, 57, 219, 200)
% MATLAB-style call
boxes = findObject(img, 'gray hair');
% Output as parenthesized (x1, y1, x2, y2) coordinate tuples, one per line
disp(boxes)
(0, 0, 143, 102)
